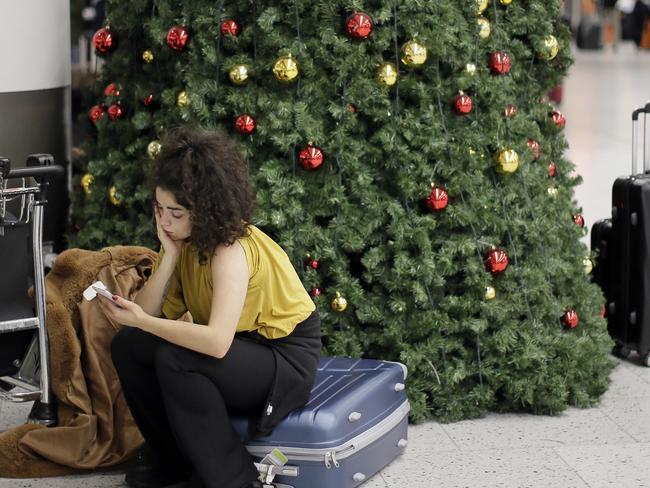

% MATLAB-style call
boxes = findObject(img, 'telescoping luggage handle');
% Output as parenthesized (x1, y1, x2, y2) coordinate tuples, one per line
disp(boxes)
(631, 102, 650, 175)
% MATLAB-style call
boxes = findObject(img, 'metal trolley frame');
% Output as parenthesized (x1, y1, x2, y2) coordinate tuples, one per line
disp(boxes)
(0, 154, 63, 425)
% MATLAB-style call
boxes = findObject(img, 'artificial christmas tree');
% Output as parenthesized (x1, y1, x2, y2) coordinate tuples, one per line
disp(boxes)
(71, 0, 613, 423)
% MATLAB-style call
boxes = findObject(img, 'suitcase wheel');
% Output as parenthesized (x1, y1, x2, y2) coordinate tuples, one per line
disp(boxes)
(612, 344, 631, 359)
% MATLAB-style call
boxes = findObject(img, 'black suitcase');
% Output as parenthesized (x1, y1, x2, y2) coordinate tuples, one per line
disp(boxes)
(591, 218, 613, 306)
(577, 16, 603, 50)
(0, 209, 36, 377)
(604, 103, 650, 366)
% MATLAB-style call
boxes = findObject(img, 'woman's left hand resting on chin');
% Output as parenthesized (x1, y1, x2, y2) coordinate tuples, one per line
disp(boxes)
(96, 294, 148, 329)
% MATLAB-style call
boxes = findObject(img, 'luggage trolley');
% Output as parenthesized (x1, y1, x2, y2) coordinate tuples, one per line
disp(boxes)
(0, 154, 64, 425)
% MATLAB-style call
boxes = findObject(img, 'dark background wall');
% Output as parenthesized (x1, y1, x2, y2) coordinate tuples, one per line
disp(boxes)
(0, 88, 70, 251)
(0, 2, 72, 253)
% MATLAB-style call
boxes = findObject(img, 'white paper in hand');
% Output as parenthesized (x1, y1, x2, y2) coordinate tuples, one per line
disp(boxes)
(83, 280, 108, 301)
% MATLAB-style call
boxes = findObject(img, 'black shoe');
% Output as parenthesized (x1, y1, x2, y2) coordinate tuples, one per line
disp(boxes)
(125, 449, 192, 488)
(182, 472, 204, 488)
(242, 481, 263, 488)
(125, 466, 190, 488)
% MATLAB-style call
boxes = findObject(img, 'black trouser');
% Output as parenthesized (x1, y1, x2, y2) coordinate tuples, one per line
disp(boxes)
(111, 326, 276, 488)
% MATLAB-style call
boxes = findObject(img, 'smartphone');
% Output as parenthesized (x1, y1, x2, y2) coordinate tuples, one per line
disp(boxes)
(92, 285, 124, 308)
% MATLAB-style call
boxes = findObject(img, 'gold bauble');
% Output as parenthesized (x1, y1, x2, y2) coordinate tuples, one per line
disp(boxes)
(548, 187, 559, 197)
(81, 173, 94, 195)
(494, 149, 520, 173)
(142, 50, 154, 63)
(477, 17, 491, 39)
(476, 0, 489, 15)
(537, 35, 559, 61)
(177, 90, 189, 107)
(330, 291, 348, 312)
(147, 140, 162, 159)
(485, 286, 496, 300)
(500, 0, 513, 5)
(469, 147, 485, 159)
(400, 40, 427, 66)
(377, 62, 398, 86)
(465, 63, 477, 75)
(272, 55, 299, 83)
(583, 257, 593, 275)
(229, 64, 249, 85)
(109, 186, 122, 206)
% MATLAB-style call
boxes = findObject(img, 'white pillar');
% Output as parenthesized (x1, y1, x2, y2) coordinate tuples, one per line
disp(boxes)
(0, 1, 71, 93)
(0, 0, 72, 250)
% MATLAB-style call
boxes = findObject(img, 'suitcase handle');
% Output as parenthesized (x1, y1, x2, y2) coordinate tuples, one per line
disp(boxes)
(631, 102, 650, 174)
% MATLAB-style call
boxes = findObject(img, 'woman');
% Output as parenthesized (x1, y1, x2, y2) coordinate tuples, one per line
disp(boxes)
(97, 127, 321, 488)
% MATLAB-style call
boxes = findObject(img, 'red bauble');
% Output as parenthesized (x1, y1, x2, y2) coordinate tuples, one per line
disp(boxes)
(485, 249, 509, 274)
(562, 309, 579, 329)
(346, 12, 374, 39)
(103, 83, 121, 97)
(504, 104, 517, 118)
(143, 94, 154, 106)
(454, 93, 473, 115)
(548, 162, 557, 177)
(425, 186, 449, 212)
(601, 303, 607, 318)
(348, 103, 357, 113)
(166, 26, 190, 51)
(220, 19, 240, 36)
(550, 110, 566, 129)
(234, 114, 256, 135)
(93, 27, 116, 55)
(308, 259, 320, 270)
(107, 103, 123, 121)
(88, 105, 105, 125)
(489, 51, 511, 75)
(310, 287, 322, 298)
(299, 145, 324, 171)
(527, 139, 540, 160)
(573, 214, 585, 228)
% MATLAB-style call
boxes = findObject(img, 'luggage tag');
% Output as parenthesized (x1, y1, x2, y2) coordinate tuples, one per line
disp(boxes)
(254, 448, 299, 486)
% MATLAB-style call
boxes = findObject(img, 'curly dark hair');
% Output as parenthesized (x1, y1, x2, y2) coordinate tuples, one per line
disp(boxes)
(149, 126, 255, 263)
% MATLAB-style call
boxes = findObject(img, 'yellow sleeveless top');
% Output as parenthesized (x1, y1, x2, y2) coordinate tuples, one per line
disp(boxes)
(151, 225, 315, 339)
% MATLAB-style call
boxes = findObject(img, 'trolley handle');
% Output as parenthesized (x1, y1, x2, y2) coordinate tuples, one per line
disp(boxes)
(0, 154, 63, 211)
(0, 157, 9, 180)
(8, 165, 64, 180)
(1, 154, 64, 181)
(8, 154, 64, 181)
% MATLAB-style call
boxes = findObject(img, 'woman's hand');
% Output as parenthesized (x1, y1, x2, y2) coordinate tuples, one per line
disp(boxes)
(154, 203, 182, 259)
(96, 293, 148, 329)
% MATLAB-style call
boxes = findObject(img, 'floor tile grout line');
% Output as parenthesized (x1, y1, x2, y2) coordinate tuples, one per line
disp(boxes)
(613, 363, 650, 383)
(599, 405, 645, 444)
(552, 446, 593, 488)
(408, 439, 650, 456)
(377, 472, 391, 488)
(438, 424, 462, 450)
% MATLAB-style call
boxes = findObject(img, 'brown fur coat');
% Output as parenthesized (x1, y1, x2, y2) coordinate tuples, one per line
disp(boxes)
(0, 246, 156, 477)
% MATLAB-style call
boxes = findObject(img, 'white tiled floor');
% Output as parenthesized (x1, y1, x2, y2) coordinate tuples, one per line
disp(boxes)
(566, 43, 650, 242)
(2, 43, 650, 488)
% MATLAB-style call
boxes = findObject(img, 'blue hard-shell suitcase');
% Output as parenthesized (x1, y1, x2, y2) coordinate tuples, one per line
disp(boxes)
(232, 357, 410, 488)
